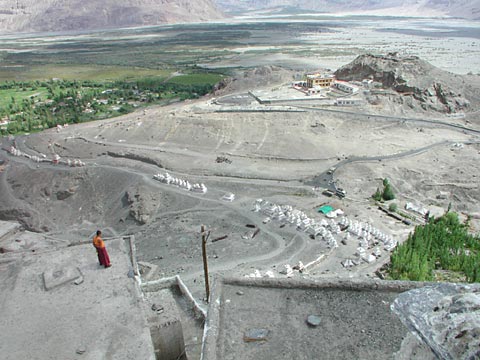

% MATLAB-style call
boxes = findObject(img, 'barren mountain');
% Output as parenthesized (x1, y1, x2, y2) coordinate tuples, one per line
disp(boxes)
(216, 0, 480, 20)
(0, 0, 224, 33)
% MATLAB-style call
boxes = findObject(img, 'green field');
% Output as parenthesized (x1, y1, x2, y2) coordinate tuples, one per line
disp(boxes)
(0, 28, 228, 134)
(0, 22, 300, 133)
(167, 73, 224, 86)
(0, 64, 171, 82)
(0, 72, 223, 135)
(0, 87, 49, 108)
(0, 22, 340, 82)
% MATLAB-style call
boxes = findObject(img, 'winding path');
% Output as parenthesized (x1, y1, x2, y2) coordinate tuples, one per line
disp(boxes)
(296, 106, 480, 136)
(306, 139, 480, 191)
(2, 102, 480, 285)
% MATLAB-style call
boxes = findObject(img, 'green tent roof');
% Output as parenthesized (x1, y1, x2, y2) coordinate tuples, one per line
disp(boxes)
(318, 205, 334, 214)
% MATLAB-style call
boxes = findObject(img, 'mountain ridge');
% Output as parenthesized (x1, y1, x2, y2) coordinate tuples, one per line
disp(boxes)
(0, 0, 224, 33)
(215, 0, 480, 20)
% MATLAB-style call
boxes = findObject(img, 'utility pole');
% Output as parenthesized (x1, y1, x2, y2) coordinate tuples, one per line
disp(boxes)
(201, 224, 210, 302)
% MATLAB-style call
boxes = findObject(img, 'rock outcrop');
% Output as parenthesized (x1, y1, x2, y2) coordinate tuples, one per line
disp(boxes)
(0, 0, 224, 33)
(393, 283, 480, 360)
(125, 186, 159, 225)
(213, 65, 297, 95)
(335, 53, 472, 113)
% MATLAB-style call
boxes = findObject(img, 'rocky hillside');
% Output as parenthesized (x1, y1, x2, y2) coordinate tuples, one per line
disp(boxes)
(0, 0, 224, 33)
(429, 0, 480, 19)
(335, 53, 476, 113)
(213, 65, 298, 95)
(215, 0, 480, 20)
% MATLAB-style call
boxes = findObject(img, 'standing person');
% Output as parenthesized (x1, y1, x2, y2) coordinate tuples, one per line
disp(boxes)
(92, 230, 111, 268)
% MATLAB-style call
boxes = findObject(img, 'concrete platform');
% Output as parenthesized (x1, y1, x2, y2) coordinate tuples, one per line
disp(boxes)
(0, 220, 66, 254)
(250, 88, 334, 105)
(202, 277, 432, 360)
(0, 238, 155, 360)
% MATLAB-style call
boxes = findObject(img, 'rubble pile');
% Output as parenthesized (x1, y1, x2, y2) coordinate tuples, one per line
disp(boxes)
(215, 156, 232, 164)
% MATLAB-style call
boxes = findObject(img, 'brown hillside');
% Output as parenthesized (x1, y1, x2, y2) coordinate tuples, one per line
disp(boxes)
(0, 0, 224, 33)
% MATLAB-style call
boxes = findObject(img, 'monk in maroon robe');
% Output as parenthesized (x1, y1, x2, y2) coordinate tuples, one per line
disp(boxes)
(93, 230, 111, 268)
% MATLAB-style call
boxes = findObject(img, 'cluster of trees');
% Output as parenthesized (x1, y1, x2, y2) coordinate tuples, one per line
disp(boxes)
(117, 78, 214, 100)
(389, 212, 480, 283)
(372, 178, 395, 201)
(0, 76, 218, 135)
(1, 80, 106, 134)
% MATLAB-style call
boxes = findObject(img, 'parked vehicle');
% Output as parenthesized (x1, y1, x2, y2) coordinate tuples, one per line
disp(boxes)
(336, 188, 346, 198)
(322, 189, 335, 197)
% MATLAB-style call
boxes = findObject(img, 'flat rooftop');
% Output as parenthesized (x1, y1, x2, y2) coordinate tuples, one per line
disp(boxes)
(0, 237, 155, 360)
(203, 277, 427, 360)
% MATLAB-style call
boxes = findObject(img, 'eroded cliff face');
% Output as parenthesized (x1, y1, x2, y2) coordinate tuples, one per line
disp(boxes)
(335, 53, 473, 114)
(0, 0, 224, 33)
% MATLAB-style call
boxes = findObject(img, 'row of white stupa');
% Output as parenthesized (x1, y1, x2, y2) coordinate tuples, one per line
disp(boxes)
(65, 158, 86, 167)
(245, 269, 276, 278)
(245, 263, 308, 279)
(253, 199, 398, 269)
(153, 172, 207, 193)
(9, 146, 85, 167)
(340, 218, 397, 267)
(254, 200, 340, 248)
(342, 245, 384, 268)
(340, 217, 397, 251)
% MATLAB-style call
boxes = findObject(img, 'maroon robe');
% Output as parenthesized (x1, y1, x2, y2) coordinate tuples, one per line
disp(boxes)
(96, 246, 111, 267)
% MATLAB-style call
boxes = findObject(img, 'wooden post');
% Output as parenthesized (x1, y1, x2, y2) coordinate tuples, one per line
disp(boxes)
(201, 224, 210, 302)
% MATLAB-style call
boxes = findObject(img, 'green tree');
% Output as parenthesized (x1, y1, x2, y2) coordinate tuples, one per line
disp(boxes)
(389, 212, 480, 283)
(372, 188, 382, 201)
(383, 184, 395, 201)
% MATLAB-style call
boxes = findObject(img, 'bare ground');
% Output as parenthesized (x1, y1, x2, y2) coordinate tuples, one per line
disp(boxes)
(1, 73, 479, 298)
